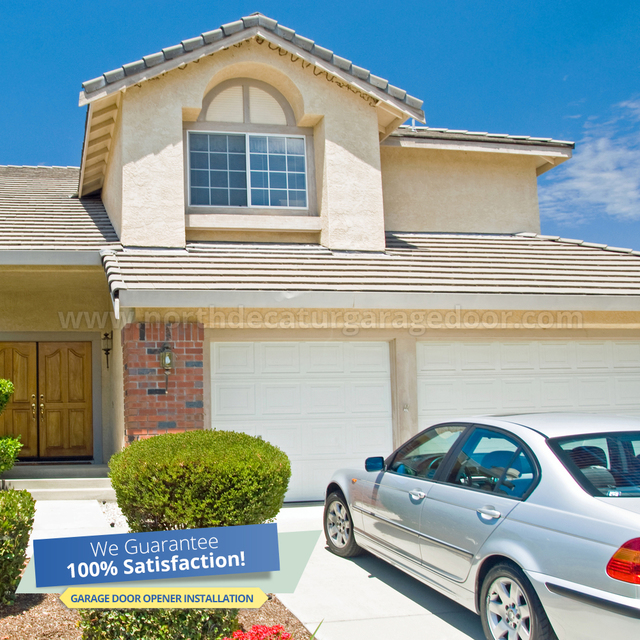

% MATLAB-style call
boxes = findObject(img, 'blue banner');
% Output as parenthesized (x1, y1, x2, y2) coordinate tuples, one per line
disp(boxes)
(34, 523, 279, 588)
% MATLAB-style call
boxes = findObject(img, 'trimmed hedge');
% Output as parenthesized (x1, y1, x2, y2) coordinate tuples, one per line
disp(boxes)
(109, 430, 291, 532)
(0, 436, 22, 475)
(0, 488, 36, 605)
(78, 607, 240, 640)
(0, 379, 14, 416)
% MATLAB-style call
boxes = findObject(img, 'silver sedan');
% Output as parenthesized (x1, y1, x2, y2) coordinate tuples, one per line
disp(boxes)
(324, 413, 640, 640)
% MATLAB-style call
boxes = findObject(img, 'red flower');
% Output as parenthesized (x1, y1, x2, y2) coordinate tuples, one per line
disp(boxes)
(223, 624, 292, 640)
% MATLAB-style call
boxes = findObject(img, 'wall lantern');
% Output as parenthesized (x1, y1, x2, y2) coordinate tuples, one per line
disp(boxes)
(102, 331, 113, 369)
(160, 344, 175, 391)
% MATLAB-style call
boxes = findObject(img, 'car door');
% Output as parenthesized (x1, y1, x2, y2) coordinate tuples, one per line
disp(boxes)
(418, 426, 538, 582)
(359, 424, 468, 565)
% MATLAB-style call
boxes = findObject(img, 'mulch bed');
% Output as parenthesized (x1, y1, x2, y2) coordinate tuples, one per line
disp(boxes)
(0, 593, 311, 640)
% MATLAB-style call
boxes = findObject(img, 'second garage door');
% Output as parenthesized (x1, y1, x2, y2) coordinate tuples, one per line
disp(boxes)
(417, 339, 640, 429)
(211, 342, 393, 501)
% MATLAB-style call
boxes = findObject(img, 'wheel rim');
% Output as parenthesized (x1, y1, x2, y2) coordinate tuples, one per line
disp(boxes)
(326, 500, 351, 548)
(485, 576, 532, 640)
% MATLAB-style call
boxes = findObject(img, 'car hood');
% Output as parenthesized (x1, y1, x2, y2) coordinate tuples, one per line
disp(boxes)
(595, 497, 640, 516)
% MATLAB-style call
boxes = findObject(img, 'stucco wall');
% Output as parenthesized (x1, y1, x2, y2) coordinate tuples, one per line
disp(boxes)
(380, 146, 541, 234)
(111, 38, 386, 251)
(101, 105, 123, 240)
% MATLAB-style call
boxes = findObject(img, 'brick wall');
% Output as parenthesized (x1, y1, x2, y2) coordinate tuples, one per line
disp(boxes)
(122, 323, 204, 442)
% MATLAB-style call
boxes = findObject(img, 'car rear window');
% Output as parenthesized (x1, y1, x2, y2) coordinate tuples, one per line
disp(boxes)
(550, 432, 640, 497)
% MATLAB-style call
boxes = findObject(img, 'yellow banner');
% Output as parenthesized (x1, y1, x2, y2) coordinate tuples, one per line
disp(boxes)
(60, 587, 268, 609)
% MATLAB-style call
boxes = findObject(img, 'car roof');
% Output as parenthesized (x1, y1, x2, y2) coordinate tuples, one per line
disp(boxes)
(473, 413, 640, 439)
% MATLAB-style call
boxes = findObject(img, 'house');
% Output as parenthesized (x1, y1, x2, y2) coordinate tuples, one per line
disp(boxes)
(1, 14, 639, 501)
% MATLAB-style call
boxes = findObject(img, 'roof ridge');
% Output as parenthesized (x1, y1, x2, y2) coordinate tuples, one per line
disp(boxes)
(516, 232, 640, 256)
(80, 14, 424, 118)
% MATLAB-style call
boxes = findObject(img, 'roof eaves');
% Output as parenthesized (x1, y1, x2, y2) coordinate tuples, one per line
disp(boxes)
(80, 14, 424, 120)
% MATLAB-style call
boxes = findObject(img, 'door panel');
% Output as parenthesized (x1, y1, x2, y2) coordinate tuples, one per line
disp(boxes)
(0, 342, 38, 457)
(38, 342, 92, 458)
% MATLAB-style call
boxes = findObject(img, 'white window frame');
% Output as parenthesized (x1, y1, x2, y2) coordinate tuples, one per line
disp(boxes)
(187, 130, 309, 211)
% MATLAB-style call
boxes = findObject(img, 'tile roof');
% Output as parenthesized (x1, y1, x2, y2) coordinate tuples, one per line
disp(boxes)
(0, 166, 119, 249)
(80, 13, 424, 119)
(101, 232, 640, 299)
(392, 126, 575, 148)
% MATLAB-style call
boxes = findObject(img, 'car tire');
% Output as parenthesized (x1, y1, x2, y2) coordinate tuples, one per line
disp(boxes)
(324, 492, 362, 557)
(480, 562, 555, 640)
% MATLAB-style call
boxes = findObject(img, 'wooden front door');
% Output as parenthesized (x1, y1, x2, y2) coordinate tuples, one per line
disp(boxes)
(0, 342, 93, 459)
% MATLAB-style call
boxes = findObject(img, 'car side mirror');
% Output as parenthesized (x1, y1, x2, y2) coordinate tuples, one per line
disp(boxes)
(365, 456, 385, 472)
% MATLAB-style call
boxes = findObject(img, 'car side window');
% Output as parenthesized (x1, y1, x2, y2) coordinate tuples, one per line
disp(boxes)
(445, 428, 535, 498)
(389, 425, 466, 479)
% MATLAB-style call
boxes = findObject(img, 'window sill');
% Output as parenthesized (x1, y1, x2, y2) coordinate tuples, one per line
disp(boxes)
(185, 213, 322, 233)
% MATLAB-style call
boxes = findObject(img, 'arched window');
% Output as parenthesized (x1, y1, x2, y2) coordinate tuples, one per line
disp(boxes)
(185, 79, 313, 213)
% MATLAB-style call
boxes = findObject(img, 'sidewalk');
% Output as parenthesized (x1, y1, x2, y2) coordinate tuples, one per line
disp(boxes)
(26, 500, 483, 640)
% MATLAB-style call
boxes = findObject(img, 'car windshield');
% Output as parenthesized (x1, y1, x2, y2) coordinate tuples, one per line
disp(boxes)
(550, 431, 640, 497)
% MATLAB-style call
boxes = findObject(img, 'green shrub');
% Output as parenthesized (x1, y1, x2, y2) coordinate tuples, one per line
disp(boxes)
(109, 430, 291, 532)
(78, 607, 240, 640)
(0, 436, 22, 475)
(0, 488, 36, 605)
(0, 379, 14, 416)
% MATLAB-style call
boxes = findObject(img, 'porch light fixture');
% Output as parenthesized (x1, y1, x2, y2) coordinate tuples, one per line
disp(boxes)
(160, 344, 175, 391)
(102, 331, 113, 368)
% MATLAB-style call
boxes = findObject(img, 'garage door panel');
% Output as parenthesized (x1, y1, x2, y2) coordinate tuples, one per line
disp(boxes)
(501, 378, 539, 409)
(353, 420, 396, 454)
(539, 342, 573, 369)
(351, 381, 392, 414)
(462, 379, 501, 411)
(308, 424, 345, 454)
(305, 383, 346, 414)
(418, 378, 459, 413)
(350, 342, 390, 374)
(303, 343, 344, 373)
(500, 343, 536, 370)
(613, 343, 640, 368)
(260, 343, 300, 374)
(577, 377, 612, 407)
(540, 378, 575, 408)
(214, 343, 255, 374)
(576, 342, 610, 369)
(262, 424, 302, 455)
(614, 376, 640, 405)
(261, 383, 301, 415)
(213, 383, 256, 416)
(460, 343, 496, 371)
(418, 342, 456, 372)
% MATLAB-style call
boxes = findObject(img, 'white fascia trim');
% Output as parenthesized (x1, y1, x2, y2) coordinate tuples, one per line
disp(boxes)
(382, 136, 574, 160)
(0, 251, 103, 266)
(117, 290, 640, 311)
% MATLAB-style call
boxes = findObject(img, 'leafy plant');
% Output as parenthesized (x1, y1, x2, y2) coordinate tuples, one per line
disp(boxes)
(0, 488, 36, 605)
(0, 379, 14, 416)
(78, 607, 240, 640)
(109, 430, 291, 532)
(0, 436, 22, 475)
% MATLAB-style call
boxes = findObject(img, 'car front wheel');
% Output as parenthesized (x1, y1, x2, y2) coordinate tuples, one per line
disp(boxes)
(324, 492, 362, 557)
(480, 562, 555, 640)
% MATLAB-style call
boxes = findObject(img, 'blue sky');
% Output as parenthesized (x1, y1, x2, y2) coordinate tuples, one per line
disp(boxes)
(2, 1, 639, 248)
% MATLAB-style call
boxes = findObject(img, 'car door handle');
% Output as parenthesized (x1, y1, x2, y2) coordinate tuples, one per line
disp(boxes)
(410, 490, 426, 500)
(477, 507, 501, 520)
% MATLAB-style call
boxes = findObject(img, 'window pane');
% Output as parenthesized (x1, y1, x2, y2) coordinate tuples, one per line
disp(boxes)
(269, 155, 286, 172)
(268, 137, 286, 153)
(190, 170, 209, 187)
(286, 137, 304, 155)
(190, 133, 209, 151)
(230, 189, 247, 206)
(227, 134, 245, 152)
(269, 172, 287, 189)
(251, 171, 269, 188)
(288, 173, 306, 190)
(209, 135, 227, 152)
(228, 154, 246, 170)
(289, 191, 307, 208)
(209, 153, 227, 170)
(229, 171, 246, 189)
(250, 136, 268, 153)
(250, 154, 268, 171)
(287, 155, 305, 172)
(210, 189, 228, 206)
(270, 190, 288, 207)
(190, 187, 209, 205)
(190, 152, 209, 170)
(210, 171, 228, 188)
(251, 189, 269, 206)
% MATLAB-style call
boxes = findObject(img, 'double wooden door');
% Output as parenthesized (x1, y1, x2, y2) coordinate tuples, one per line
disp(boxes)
(0, 342, 93, 458)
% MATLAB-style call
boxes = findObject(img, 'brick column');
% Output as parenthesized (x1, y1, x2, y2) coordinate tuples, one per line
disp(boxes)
(122, 322, 204, 442)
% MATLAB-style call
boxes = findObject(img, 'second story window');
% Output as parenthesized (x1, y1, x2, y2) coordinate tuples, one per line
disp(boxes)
(185, 79, 314, 215)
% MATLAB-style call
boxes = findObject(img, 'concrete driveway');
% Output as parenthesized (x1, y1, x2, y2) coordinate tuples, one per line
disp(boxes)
(275, 504, 485, 640)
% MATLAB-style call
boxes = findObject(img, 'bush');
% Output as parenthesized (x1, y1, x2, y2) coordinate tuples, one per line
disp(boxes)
(78, 607, 240, 640)
(224, 625, 292, 640)
(0, 488, 36, 605)
(0, 436, 22, 475)
(109, 430, 291, 532)
(0, 379, 14, 416)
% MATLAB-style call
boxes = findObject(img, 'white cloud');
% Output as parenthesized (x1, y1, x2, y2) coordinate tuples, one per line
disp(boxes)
(539, 100, 640, 223)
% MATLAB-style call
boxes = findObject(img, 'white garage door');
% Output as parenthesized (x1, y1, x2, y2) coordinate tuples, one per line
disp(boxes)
(418, 340, 640, 429)
(211, 342, 393, 501)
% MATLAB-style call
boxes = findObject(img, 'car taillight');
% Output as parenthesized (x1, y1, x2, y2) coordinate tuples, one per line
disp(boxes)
(607, 538, 640, 584)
